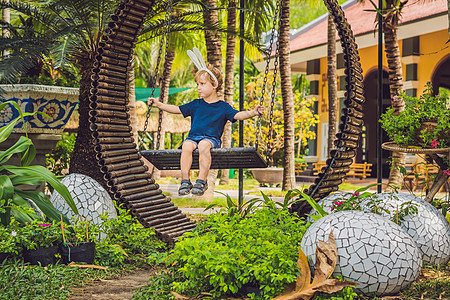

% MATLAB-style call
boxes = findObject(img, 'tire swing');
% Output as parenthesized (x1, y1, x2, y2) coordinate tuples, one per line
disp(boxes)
(290, 0, 366, 216)
(140, 0, 284, 171)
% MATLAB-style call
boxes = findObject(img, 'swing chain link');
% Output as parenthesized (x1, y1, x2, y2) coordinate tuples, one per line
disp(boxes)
(141, 0, 174, 150)
(255, 0, 282, 164)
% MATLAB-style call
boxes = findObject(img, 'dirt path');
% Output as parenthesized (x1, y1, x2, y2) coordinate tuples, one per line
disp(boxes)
(69, 269, 155, 300)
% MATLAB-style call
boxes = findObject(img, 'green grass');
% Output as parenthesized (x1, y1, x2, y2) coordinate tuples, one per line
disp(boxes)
(171, 196, 228, 208)
(216, 178, 260, 190)
(0, 259, 135, 300)
(247, 190, 288, 197)
(399, 264, 450, 299)
(338, 182, 368, 191)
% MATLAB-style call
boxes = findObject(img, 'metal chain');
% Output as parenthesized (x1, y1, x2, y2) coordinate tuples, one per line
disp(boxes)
(255, 0, 282, 164)
(140, 0, 174, 150)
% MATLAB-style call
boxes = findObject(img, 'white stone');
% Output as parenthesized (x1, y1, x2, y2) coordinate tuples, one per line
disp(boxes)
(301, 211, 422, 297)
(50, 173, 118, 225)
(365, 192, 450, 265)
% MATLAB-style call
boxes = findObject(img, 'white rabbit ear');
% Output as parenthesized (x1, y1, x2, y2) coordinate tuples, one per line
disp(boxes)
(187, 49, 202, 71)
(187, 47, 218, 83)
(193, 47, 207, 68)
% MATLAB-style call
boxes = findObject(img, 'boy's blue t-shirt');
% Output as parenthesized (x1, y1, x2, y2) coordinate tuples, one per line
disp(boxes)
(179, 98, 239, 140)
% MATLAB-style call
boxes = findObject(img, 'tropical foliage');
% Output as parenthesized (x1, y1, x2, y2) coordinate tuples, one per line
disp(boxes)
(16, 220, 62, 250)
(168, 204, 308, 299)
(0, 101, 77, 227)
(380, 83, 450, 149)
(233, 72, 319, 166)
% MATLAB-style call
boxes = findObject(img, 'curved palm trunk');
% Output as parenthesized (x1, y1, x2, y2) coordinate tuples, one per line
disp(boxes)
(153, 46, 175, 179)
(219, 0, 237, 185)
(279, 0, 296, 190)
(70, 61, 106, 187)
(327, 15, 338, 158)
(194, 0, 222, 200)
(384, 7, 406, 189)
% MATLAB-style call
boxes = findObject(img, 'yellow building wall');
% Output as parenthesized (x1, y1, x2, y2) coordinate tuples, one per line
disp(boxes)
(416, 30, 450, 95)
(313, 28, 450, 163)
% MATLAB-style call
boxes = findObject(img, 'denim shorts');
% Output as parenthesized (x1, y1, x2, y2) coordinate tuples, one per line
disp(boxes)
(183, 136, 221, 148)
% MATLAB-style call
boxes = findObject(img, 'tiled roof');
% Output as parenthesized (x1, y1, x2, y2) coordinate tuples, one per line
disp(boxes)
(290, 0, 448, 53)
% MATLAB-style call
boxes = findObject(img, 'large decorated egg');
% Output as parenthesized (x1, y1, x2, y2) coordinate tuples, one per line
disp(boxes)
(368, 192, 450, 265)
(50, 173, 118, 224)
(301, 210, 422, 296)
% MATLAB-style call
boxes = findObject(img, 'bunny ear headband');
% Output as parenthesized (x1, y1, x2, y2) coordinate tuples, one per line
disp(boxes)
(187, 47, 218, 84)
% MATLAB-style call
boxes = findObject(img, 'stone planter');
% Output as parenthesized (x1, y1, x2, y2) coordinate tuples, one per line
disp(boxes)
(0, 84, 79, 134)
(250, 167, 283, 187)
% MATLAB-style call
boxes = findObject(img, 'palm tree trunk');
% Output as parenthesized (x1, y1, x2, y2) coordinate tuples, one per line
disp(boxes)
(153, 46, 175, 179)
(327, 15, 338, 159)
(70, 61, 105, 187)
(194, 0, 223, 200)
(384, 7, 406, 189)
(219, 0, 237, 185)
(2, 0, 9, 56)
(279, 0, 296, 190)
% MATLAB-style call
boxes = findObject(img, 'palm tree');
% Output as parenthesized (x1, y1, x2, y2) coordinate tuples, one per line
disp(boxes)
(278, 0, 296, 190)
(0, 0, 219, 181)
(218, 0, 237, 185)
(191, 0, 223, 201)
(379, 0, 407, 188)
(0, 0, 120, 183)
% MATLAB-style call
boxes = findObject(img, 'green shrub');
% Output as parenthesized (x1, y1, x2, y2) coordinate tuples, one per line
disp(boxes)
(95, 207, 167, 267)
(16, 221, 62, 250)
(46, 133, 76, 177)
(168, 207, 308, 299)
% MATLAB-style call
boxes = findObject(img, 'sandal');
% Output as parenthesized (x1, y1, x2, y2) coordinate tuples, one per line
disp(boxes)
(192, 179, 208, 196)
(178, 179, 193, 196)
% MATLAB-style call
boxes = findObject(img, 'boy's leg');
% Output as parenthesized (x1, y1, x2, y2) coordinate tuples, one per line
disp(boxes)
(192, 140, 212, 196)
(178, 140, 197, 196)
(180, 140, 197, 180)
(197, 140, 212, 181)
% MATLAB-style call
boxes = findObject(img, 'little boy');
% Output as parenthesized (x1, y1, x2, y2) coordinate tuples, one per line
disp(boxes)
(148, 48, 263, 196)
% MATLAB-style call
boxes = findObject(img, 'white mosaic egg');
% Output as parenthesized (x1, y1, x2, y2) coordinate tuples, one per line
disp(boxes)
(307, 191, 354, 221)
(301, 211, 422, 296)
(50, 173, 118, 224)
(366, 192, 450, 265)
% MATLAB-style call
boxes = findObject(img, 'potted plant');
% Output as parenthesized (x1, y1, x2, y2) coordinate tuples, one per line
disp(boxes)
(380, 83, 450, 149)
(18, 221, 62, 266)
(59, 216, 99, 264)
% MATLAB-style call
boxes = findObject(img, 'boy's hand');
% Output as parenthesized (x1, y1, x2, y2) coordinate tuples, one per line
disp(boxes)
(254, 105, 264, 117)
(148, 97, 160, 108)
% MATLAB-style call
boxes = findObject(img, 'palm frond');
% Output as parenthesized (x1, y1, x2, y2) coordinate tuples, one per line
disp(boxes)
(0, 0, 62, 34)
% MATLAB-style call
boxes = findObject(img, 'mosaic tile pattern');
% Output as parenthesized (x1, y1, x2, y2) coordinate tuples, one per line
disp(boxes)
(368, 193, 450, 265)
(301, 211, 422, 296)
(50, 173, 117, 224)
(0, 84, 79, 134)
(306, 191, 353, 221)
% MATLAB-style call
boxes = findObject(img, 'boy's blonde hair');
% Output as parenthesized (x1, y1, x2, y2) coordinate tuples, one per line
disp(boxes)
(194, 63, 223, 91)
